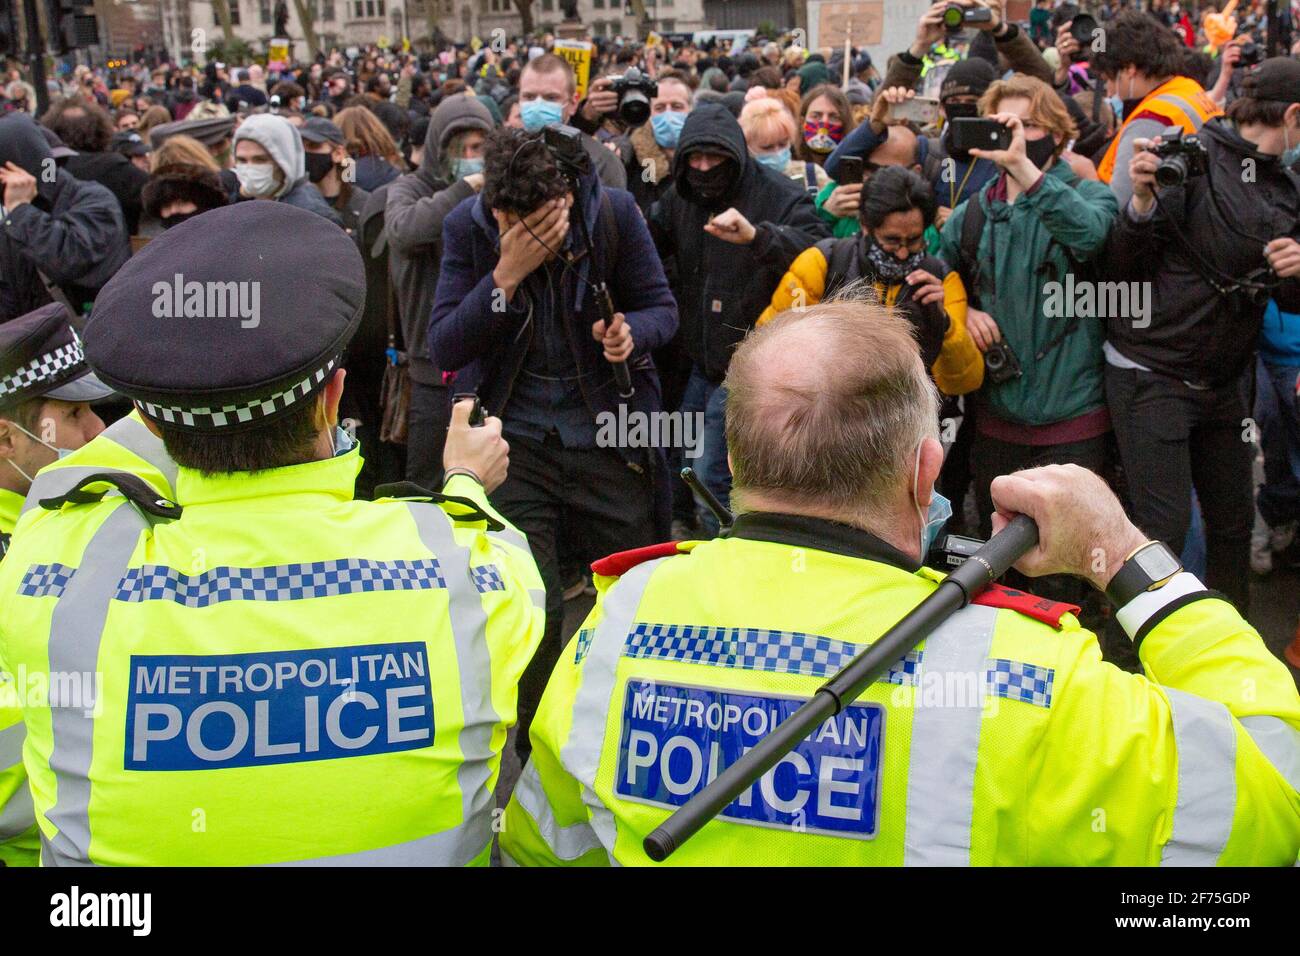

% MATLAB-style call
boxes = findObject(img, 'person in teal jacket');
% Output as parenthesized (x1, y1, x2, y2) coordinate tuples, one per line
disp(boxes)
(936, 75, 1118, 541)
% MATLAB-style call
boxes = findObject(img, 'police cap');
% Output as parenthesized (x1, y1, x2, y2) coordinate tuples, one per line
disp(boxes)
(0, 303, 114, 411)
(83, 202, 364, 433)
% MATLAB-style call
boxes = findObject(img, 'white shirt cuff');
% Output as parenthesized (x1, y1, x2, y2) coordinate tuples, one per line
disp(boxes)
(1115, 571, 1208, 640)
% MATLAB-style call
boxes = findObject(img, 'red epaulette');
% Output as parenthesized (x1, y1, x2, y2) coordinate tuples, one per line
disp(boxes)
(972, 583, 1080, 629)
(590, 541, 688, 577)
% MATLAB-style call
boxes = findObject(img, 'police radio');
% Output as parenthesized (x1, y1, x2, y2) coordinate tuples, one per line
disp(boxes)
(925, 531, 986, 571)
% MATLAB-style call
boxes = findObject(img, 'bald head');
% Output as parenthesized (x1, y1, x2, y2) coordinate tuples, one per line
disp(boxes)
(725, 294, 938, 529)
(868, 124, 920, 172)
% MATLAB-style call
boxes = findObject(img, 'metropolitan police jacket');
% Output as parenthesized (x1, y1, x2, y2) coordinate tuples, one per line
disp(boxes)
(0, 415, 545, 866)
(502, 511, 1300, 866)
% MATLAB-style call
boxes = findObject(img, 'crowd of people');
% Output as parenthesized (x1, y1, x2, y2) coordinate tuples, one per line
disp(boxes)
(0, 0, 1298, 866)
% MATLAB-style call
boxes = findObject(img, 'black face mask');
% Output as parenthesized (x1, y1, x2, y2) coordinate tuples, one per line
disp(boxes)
(305, 151, 335, 183)
(1024, 134, 1058, 171)
(943, 101, 979, 121)
(161, 211, 200, 229)
(684, 158, 737, 207)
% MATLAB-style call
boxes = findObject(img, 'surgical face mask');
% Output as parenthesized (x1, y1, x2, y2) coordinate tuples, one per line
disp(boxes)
(304, 151, 335, 183)
(452, 156, 484, 178)
(520, 98, 564, 132)
(1107, 95, 1124, 123)
(755, 147, 791, 172)
(651, 110, 687, 149)
(235, 161, 279, 197)
(803, 119, 844, 154)
(334, 425, 357, 457)
(1283, 120, 1300, 168)
(913, 443, 952, 557)
(5, 421, 71, 484)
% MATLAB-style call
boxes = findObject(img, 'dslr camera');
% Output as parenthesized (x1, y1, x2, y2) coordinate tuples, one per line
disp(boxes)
(610, 67, 658, 126)
(983, 340, 1022, 384)
(542, 123, 591, 179)
(1152, 129, 1208, 188)
(1237, 41, 1265, 67)
(943, 3, 993, 32)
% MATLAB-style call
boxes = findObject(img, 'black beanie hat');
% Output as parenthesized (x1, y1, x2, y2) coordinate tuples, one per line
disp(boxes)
(940, 57, 998, 103)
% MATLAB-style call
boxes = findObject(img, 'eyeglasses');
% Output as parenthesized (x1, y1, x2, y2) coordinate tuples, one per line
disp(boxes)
(874, 233, 926, 253)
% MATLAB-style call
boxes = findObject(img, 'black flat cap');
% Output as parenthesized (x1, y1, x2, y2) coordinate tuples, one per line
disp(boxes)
(84, 202, 364, 433)
(299, 116, 346, 146)
(1241, 57, 1300, 105)
(0, 303, 114, 410)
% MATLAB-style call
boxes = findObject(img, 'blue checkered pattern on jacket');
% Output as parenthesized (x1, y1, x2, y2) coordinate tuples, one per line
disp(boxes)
(18, 563, 76, 599)
(623, 622, 922, 683)
(985, 658, 1055, 708)
(470, 563, 506, 593)
(573, 627, 597, 663)
(113, 557, 447, 607)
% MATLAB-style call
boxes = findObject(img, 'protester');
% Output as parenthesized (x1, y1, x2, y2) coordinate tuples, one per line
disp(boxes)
(41, 95, 150, 234)
(335, 105, 405, 191)
(231, 113, 342, 224)
(300, 117, 368, 235)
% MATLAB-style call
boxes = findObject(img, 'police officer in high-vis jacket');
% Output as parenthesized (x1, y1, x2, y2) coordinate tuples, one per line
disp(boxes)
(0, 201, 545, 866)
(0, 303, 114, 867)
(502, 298, 1300, 866)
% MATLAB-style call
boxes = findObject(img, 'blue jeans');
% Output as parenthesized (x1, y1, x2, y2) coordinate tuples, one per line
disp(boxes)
(680, 365, 731, 535)
(1256, 358, 1300, 528)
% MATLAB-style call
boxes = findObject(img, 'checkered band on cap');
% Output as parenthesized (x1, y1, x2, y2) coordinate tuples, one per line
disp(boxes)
(0, 340, 84, 402)
(137, 356, 338, 430)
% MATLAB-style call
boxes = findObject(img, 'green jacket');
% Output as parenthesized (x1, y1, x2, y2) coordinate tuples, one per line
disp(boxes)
(938, 163, 1118, 427)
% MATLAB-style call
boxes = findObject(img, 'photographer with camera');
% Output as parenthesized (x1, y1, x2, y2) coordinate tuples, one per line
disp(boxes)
(523, 54, 626, 190)
(1101, 57, 1300, 614)
(620, 69, 694, 214)
(1092, 10, 1221, 206)
(937, 75, 1118, 547)
(428, 125, 677, 761)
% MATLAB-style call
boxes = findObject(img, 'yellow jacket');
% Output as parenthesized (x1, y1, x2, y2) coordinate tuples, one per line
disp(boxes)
(502, 516, 1300, 866)
(758, 244, 985, 396)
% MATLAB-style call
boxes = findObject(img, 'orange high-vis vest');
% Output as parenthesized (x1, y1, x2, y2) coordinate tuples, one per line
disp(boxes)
(1098, 76, 1221, 183)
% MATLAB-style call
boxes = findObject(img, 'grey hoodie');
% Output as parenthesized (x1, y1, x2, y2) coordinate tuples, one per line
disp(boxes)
(385, 94, 494, 383)
(233, 113, 341, 225)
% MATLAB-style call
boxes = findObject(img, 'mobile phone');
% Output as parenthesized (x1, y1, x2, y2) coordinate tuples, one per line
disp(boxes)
(950, 117, 1013, 152)
(888, 96, 941, 126)
(837, 156, 864, 185)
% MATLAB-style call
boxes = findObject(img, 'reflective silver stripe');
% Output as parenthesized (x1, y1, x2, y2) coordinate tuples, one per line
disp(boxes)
(0, 778, 34, 841)
(269, 818, 490, 866)
(1160, 687, 1236, 866)
(0, 720, 24, 768)
(1239, 715, 1300, 794)
(512, 759, 605, 862)
(405, 502, 502, 864)
(45, 502, 145, 864)
(1152, 93, 1203, 132)
(903, 603, 998, 866)
(560, 558, 669, 862)
(21, 415, 177, 516)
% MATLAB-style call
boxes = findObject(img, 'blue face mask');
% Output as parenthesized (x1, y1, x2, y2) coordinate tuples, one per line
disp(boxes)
(1283, 123, 1300, 169)
(1107, 95, 1124, 123)
(452, 156, 484, 178)
(334, 425, 357, 457)
(521, 99, 564, 133)
(914, 443, 952, 556)
(651, 110, 687, 149)
(755, 147, 791, 172)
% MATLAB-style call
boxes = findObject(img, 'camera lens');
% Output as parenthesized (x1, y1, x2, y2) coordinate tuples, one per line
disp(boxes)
(984, 347, 1005, 371)
(619, 89, 651, 126)
(943, 4, 965, 29)
(1154, 155, 1188, 188)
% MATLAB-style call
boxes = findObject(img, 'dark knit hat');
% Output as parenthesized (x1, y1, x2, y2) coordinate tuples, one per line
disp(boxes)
(141, 163, 230, 220)
(940, 57, 998, 103)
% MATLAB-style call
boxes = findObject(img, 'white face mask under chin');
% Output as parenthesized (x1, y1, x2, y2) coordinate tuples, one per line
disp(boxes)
(6, 421, 71, 485)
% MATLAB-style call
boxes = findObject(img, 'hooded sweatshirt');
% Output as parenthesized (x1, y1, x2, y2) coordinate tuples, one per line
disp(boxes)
(385, 93, 495, 384)
(649, 102, 830, 382)
(0, 113, 129, 322)
(232, 113, 341, 225)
